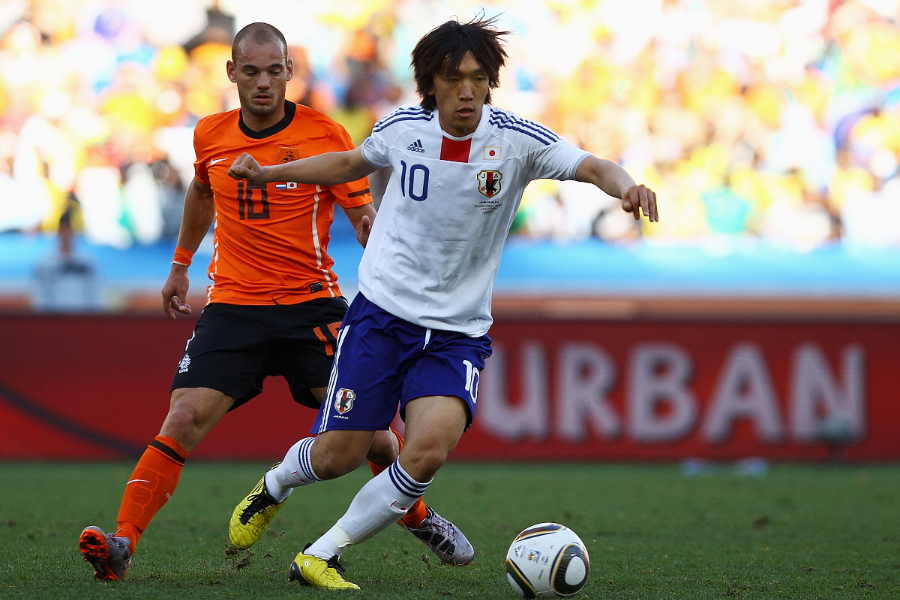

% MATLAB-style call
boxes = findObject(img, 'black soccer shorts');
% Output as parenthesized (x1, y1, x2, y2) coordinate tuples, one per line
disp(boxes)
(170, 298, 347, 410)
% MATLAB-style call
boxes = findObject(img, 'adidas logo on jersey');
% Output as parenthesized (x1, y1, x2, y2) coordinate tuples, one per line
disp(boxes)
(407, 139, 425, 153)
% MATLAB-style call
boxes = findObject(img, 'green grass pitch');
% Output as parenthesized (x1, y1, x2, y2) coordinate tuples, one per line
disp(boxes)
(1, 462, 898, 599)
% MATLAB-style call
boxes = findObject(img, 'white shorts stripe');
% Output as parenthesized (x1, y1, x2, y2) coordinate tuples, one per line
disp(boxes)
(319, 325, 350, 434)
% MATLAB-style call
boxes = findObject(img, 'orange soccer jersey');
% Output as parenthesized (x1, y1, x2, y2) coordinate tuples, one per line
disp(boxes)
(192, 101, 372, 305)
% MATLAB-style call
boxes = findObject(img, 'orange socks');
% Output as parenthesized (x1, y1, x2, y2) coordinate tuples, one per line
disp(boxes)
(368, 429, 429, 528)
(114, 434, 188, 553)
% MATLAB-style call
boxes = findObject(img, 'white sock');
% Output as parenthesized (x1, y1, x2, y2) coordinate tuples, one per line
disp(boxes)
(264, 437, 320, 502)
(306, 460, 430, 559)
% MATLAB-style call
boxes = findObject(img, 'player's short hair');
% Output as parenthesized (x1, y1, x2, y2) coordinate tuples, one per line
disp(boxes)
(411, 16, 509, 111)
(232, 22, 288, 62)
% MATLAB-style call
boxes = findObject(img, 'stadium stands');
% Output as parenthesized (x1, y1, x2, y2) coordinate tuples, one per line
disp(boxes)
(0, 1, 896, 294)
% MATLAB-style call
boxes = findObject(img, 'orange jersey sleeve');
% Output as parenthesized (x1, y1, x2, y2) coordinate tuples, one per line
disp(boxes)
(192, 126, 211, 185)
(192, 102, 373, 306)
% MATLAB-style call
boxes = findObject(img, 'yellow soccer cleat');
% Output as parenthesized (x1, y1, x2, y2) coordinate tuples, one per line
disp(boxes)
(228, 474, 285, 549)
(289, 551, 360, 590)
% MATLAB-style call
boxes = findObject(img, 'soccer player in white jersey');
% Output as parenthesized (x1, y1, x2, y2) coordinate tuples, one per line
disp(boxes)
(227, 17, 658, 590)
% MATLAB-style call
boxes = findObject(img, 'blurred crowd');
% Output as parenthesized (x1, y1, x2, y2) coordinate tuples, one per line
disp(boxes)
(1, 0, 898, 251)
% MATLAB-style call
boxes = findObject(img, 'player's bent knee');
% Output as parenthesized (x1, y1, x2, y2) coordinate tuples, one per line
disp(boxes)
(312, 447, 366, 480)
(311, 430, 374, 479)
(160, 388, 232, 450)
(159, 405, 201, 448)
(366, 430, 399, 466)
(400, 444, 449, 482)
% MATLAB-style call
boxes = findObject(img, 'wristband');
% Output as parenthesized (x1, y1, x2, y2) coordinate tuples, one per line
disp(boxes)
(172, 246, 193, 267)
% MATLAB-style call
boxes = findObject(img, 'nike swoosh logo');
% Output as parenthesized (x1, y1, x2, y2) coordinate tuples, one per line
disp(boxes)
(127, 479, 151, 485)
(208, 158, 227, 167)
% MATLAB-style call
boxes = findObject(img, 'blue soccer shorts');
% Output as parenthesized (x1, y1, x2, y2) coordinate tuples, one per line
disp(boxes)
(311, 293, 492, 434)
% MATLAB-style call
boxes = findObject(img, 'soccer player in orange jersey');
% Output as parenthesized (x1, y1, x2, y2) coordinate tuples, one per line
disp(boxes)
(77, 22, 472, 582)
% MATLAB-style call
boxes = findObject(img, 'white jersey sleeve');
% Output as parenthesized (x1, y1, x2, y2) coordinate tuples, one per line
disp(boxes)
(361, 107, 435, 168)
(527, 139, 590, 181)
(361, 131, 390, 168)
(485, 107, 589, 182)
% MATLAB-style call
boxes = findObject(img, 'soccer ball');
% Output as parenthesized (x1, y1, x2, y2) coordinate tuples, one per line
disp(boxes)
(505, 523, 590, 598)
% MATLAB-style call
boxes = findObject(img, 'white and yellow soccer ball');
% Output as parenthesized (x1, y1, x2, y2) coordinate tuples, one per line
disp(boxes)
(505, 523, 590, 598)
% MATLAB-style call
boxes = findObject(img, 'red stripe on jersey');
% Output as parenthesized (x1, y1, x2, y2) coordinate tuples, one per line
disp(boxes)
(440, 137, 472, 163)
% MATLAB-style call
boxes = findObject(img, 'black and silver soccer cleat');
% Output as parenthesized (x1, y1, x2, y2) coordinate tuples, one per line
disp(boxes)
(79, 525, 131, 581)
(404, 507, 475, 565)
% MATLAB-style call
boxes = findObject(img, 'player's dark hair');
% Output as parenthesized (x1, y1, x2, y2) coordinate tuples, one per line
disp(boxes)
(411, 16, 509, 111)
(232, 22, 288, 62)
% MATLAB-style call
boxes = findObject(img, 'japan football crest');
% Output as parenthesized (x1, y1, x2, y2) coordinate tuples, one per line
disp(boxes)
(477, 170, 502, 198)
(334, 388, 355, 414)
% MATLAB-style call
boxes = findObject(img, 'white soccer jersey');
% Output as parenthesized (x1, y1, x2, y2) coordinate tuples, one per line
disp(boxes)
(359, 105, 589, 336)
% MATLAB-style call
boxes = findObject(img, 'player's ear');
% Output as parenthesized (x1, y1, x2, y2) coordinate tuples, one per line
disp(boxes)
(226, 59, 238, 83)
(285, 57, 294, 82)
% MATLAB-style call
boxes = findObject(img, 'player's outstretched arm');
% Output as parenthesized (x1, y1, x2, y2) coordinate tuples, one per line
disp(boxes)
(229, 147, 377, 187)
(574, 155, 659, 222)
(162, 178, 213, 319)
